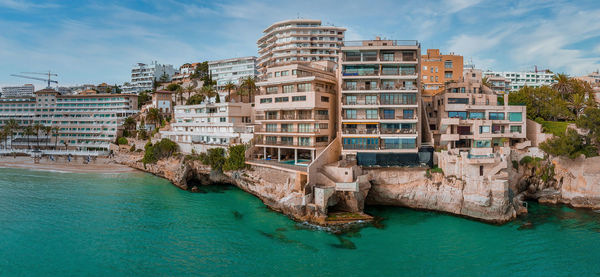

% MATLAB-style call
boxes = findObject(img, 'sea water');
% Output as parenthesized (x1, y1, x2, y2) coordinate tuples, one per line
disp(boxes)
(1, 168, 599, 276)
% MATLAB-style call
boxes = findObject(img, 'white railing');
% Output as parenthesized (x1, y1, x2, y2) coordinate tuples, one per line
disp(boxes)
(0, 149, 108, 156)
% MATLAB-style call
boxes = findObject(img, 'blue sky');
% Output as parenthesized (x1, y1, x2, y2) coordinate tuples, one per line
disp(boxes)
(0, 0, 599, 88)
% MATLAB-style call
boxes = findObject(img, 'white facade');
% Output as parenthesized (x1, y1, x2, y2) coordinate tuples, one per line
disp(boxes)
(1, 84, 34, 98)
(208, 57, 257, 89)
(123, 61, 175, 94)
(483, 71, 556, 91)
(160, 102, 254, 154)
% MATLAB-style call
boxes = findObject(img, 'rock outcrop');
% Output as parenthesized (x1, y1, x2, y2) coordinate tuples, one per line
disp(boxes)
(365, 168, 517, 223)
(519, 156, 600, 209)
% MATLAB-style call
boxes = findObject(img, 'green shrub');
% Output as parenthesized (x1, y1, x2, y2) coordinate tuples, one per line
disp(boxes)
(117, 137, 128, 145)
(224, 145, 247, 171)
(129, 145, 136, 152)
(138, 129, 148, 140)
(144, 141, 152, 150)
(540, 129, 598, 159)
(142, 138, 178, 165)
(519, 156, 533, 165)
(541, 121, 571, 136)
(512, 160, 519, 170)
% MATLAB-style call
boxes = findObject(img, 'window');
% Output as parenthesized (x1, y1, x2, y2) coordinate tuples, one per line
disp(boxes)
(479, 125, 490, 133)
(292, 96, 306, 101)
(281, 70, 289, 76)
(321, 96, 329, 102)
(345, 95, 357, 104)
(275, 71, 280, 77)
(220, 117, 226, 122)
(292, 69, 297, 75)
(366, 109, 378, 119)
(345, 109, 357, 119)
(489, 112, 505, 120)
(365, 95, 377, 105)
(447, 98, 469, 104)
(469, 112, 484, 119)
(448, 111, 467, 119)
(275, 97, 289, 102)
(283, 85, 294, 93)
(298, 123, 311, 133)
(430, 76, 434, 82)
(383, 109, 395, 119)
(318, 123, 328, 129)
(423, 75, 428, 80)
(423, 66, 428, 70)
(403, 109, 414, 119)
(316, 136, 328, 143)
(298, 83, 311, 92)
(444, 61, 453, 68)
(509, 112, 522, 122)
(266, 87, 278, 94)
(260, 98, 272, 103)
(430, 67, 434, 73)
(510, 125, 522, 133)
(474, 140, 491, 148)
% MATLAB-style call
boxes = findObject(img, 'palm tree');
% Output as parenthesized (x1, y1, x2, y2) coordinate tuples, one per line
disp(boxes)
(6, 119, 19, 149)
(123, 117, 136, 137)
(200, 86, 216, 103)
(44, 126, 52, 149)
(33, 123, 43, 149)
(52, 126, 60, 149)
(175, 86, 185, 105)
(24, 126, 34, 149)
(146, 108, 161, 129)
(240, 76, 257, 103)
(481, 76, 491, 88)
(570, 93, 586, 118)
(223, 81, 237, 102)
(183, 82, 197, 101)
(552, 73, 572, 100)
(1, 127, 8, 149)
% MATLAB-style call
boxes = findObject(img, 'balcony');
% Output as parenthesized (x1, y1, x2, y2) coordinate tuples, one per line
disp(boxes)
(343, 40, 419, 47)
(342, 70, 379, 77)
(257, 127, 321, 134)
(342, 99, 379, 106)
(380, 128, 417, 134)
(258, 139, 327, 148)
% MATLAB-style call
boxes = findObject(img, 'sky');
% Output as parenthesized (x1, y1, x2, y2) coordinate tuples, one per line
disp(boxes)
(0, 0, 599, 88)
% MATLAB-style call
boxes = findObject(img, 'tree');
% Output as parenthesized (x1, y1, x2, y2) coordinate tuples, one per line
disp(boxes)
(183, 82, 197, 100)
(23, 126, 34, 149)
(52, 126, 60, 149)
(223, 144, 247, 171)
(223, 81, 237, 102)
(200, 86, 216, 102)
(142, 138, 178, 165)
(175, 86, 185, 105)
(33, 123, 43, 149)
(113, 84, 122, 94)
(190, 61, 209, 79)
(540, 129, 597, 159)
(569, 93, 586, 118)
(6, 119, 19, 149)
(123, 117, 136, 136)
(138, 91, 151, 108)
(146, 108, 162, 129)
(481, 76, 491, 88)
(240, 76, 257, 103)
(159, 72, 169, 83)
(166, 83, 181, 91)
(44, 126, 52, 148)
(200, 147, 226, 172)
(552, 73, 572, 100)
(215, 93, 221, 103)
(576, 107, 600, 144)
(186, 94, 205, 105)
(0, 128, 7, 149)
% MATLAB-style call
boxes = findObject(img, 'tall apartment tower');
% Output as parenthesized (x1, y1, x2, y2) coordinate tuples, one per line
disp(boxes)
(339, 38, 428, 166)
(421, 49, 463, 99)
(257, 19, 345, 77)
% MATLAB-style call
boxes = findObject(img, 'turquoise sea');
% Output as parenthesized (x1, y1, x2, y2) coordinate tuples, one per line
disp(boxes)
(1, 168, 599, 276)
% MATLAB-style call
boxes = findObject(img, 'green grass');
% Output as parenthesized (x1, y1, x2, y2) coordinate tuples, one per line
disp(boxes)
(541, 121, 573, 136)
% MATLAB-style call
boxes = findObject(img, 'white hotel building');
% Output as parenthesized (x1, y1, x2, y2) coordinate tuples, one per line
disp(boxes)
(123, 61, 176, 94)
(208, 56, 258, 90)
(483, 71, 556, 91)
(1, 84, 35, 98)
(160, 102, 254, 154)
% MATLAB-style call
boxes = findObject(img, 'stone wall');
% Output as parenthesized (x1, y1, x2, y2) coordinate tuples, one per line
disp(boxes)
(526, 119, 553, 146)
(550, 156, 600, 208)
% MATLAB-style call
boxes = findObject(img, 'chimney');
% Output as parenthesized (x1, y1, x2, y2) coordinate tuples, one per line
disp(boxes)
(375, 36, 381, 40)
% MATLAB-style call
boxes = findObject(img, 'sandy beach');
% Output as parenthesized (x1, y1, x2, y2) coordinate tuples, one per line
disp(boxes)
(0, 155, 137, 173)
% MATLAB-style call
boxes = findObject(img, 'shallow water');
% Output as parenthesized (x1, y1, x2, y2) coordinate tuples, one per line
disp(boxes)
(1, 168, 599, 276)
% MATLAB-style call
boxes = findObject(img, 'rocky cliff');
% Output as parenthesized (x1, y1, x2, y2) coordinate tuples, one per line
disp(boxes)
(365, 168, 517, 223)
(518, 156, 600, 209)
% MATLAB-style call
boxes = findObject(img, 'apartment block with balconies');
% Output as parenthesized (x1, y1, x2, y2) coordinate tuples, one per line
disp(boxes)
(339, 38, 423, 163)
(253, 61, 337, 166)
(257, 19, 345, 78)
(433, 68, 527, 158)
(160, 102, 253, 154)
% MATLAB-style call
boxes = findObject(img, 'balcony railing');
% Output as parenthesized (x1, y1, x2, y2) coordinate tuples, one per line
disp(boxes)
(342, 100, 379, 105)
(342, 70, 379, 76)
(256, 114, 327, 120)
(343, 40, 419, 47)
(258, 140, 327, 147)
(342, 143, 417, 150)
(342, 115, 416, 120)
(342, 128, 416, 135)
(257, 128, 320, 133)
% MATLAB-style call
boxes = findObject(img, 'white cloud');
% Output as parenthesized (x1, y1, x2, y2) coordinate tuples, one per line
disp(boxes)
(0, 0, 59, 11)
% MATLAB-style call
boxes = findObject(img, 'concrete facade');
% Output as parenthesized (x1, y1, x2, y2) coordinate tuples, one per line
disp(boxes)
(208, 56, 258, 90)
(483, 71, 556, 91)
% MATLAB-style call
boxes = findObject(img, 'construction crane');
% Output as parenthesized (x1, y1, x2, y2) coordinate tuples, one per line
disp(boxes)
(10, 71, 58, 88)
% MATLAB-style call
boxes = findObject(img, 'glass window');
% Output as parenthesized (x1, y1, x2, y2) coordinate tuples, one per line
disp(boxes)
(448, 111, 467, 119)
(479, 125, 490, 133)
(444, 61, 453, 68)
(383, 109, 395, 119)
(345, 95, 357, 104)
(266, 87, 278, 94)
(469, 112, 484, 119)
(510, 125, 522, 133)
(366, 109, 378, 119)
(275, 97, 288, 102)
(321, 96, 329, 102)
(298, 83, 312, 92)
(489, 112, 505, 120)
(403, 109, 414, 119)
(283, 85, 294, 93)
(292, 96, 306, 101)
(345, 109, 357, 119)
(447, 98, 469, 104)
(509, 112, 522, 122)
(474, 140, 491, 148)
(365, 95, 377, 105)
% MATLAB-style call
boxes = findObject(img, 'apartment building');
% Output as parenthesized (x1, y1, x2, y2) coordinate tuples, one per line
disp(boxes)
(151, 90, 174, 115)
(208, 57, 258, 90)
(421, 49, 463, 99)
(433, 68, 527, 152)
(172, 62, 200, 82)
(339, 38, 427, 166)
(486, 75, 511, 94)
(160, 102, 253, 154)
(483, 71, 556, 91)
(0, 88, 138, 151)
(257, 19, 345, 77)
(253, 61, 337, 165)
(123, 62, 175, 94)
(1, 84, 35, 98)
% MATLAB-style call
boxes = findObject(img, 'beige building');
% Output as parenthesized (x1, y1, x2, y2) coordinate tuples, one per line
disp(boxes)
(252, 61, 337, 165)
(338, 38, 428, 166)
(160, 102, 253, 154)
(421, 49, 463, 98)
(257, 19, 345, 77)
